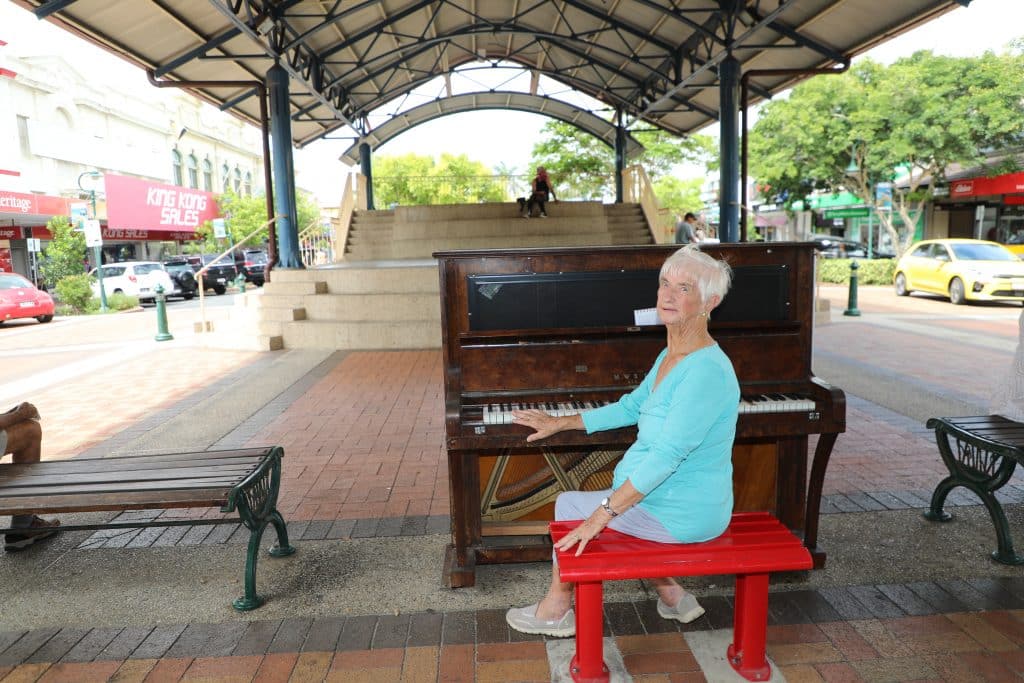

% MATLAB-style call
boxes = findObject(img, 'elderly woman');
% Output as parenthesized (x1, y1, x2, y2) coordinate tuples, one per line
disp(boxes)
(506, 245, 739, 637)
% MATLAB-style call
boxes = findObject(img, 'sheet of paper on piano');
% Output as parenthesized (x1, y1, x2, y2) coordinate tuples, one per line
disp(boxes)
(634, 307, 662, 326)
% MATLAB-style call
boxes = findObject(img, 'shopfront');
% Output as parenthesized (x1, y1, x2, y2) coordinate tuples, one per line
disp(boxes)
(0, 190, 71, 282)
(938, 171, 1024, 244)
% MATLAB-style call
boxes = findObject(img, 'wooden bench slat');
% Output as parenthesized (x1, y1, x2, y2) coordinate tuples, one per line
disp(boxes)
(0, 464, 260, 487)
(0, 477, 246, 498)
(0, 453, 270, 477)
(0, 489, 232, 515)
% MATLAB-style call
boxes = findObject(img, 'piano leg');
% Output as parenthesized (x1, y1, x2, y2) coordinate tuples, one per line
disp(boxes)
(444, 449, 482, 588)
(804, 432, 838, 568)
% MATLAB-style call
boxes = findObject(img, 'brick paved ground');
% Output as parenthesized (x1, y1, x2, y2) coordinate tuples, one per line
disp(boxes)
(5, 286, 1024, 680)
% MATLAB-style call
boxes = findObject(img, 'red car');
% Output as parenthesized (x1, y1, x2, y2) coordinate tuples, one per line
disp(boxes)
(0, 273, 55, 325)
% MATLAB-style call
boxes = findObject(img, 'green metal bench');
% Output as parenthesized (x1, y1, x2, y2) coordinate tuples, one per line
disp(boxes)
(924, 415, 1024, 565)
(0, 446, 295, 610)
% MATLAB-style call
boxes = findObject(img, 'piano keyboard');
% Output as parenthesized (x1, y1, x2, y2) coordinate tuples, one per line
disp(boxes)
(479, 394, 816, 425)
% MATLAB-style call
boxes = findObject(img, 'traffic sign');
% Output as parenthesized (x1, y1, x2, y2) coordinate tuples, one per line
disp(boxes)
(84, 219, 103, 247)
(27, 238, 41, 252)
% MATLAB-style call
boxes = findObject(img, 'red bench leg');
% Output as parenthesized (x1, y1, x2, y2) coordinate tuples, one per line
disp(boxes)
(571, 580, 609, 683)
(727, 573, 771, 681)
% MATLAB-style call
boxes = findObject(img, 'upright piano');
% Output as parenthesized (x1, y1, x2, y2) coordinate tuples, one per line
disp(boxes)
(435, 243, 845, 588)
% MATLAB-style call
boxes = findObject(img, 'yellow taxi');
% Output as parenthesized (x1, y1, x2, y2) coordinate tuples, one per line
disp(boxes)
(893, 239, 1024, 305)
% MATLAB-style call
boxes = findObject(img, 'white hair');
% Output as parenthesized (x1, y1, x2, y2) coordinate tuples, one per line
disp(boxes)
(660, 244, 733, 305)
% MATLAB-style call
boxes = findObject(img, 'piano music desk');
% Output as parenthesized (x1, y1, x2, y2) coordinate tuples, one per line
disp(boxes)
(552, 512, 812, 683)
(924, 415, 1024, 565)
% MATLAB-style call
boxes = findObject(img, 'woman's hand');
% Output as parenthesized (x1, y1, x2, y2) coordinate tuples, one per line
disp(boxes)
(511, 409, 581, 442)
(554, 512, 608, 557)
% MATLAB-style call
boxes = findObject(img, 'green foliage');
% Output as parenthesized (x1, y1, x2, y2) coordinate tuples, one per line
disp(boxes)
(816, 258, 895, 285)
(39, 216, 86, 289)
(54, 274, 93, 313)
(651, 176, 704, 219)
(530, 121, 613, 199)
(750, 50, 1024, 254)
(632, 129, 717, 178)
(373, 153, 506, 206)
(192, 190, 320, 255)
(529, 121, 716, 200)
(105, 292, 139, 311)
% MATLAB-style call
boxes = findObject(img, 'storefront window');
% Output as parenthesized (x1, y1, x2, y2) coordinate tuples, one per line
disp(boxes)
(244, 171, 252, 196)
(171, 149, 183, 186)
(186, 154, 199, 189)
(202, 158, 213, 192)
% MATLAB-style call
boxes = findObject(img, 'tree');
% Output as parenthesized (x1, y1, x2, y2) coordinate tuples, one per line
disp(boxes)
(750, 51, 1024, 254)
(39, 216, 85, 289)
(530, 121, 614, 199)
(373, 153, 506, 206)
(530, 120, 716, 201)
(190, 190, 321, 254)
(651, 176, 704, 218)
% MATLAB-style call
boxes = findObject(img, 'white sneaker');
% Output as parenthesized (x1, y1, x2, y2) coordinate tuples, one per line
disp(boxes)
(656, 593, 705, 623)
(506, 603, 575, 637)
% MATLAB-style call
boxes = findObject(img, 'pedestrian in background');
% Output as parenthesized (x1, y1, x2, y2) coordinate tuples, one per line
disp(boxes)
(675, 212, 699, 244)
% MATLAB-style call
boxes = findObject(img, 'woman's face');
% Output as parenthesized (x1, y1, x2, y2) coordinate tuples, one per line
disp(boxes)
(657, 268, 705, 325)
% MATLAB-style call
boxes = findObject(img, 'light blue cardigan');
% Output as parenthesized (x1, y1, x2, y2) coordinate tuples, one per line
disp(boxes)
(581, 344, 739, 542)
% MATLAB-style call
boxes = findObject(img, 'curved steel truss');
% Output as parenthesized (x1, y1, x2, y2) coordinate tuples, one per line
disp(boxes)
(19, 0, 965, 147)
(340, 91, 645, 164)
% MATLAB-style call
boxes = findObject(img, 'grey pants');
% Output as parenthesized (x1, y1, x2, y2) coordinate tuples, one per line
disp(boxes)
(555, 489, 677, 544)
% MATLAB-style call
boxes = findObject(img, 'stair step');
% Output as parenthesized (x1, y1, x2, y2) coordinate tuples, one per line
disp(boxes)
(280, 319, 441, 350)
(304, 293, 440, 321)
(261, 280, 328, 295)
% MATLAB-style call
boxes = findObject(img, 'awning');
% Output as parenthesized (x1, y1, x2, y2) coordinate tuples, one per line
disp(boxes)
(0, 189, 70, 225)
(950, 171, 1024, 198)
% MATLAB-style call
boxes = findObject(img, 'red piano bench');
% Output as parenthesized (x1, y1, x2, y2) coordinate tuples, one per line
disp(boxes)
(551, 511, 812, 683)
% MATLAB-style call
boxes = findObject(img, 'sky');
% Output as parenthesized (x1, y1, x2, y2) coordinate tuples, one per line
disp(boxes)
(2, 0, 1023, 205)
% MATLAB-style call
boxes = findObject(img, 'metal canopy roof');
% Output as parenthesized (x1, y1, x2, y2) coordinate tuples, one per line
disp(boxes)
(15, 0, 965, 149)
(339, 91, 645, 164)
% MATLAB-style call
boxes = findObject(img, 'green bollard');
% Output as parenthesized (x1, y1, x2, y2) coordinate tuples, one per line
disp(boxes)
(154, 284, 174, 341)
(235, 273, 246, 294)
(843, 259, 861, 317)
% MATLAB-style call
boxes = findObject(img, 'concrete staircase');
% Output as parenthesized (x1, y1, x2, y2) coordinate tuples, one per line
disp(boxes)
(208, 202, 653, 351)
(345, 201, 652, 260)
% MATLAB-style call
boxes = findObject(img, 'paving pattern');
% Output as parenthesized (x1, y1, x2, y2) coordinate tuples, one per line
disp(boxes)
(4, 286, 1024, 681)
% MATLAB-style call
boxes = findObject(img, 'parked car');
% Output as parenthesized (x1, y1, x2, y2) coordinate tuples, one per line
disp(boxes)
(812, 235, 865, 259)
(89, 261, 175, 304)
(163, 260, 198, 300)
(235, 249, 268, 286)
(0, 273, 55, 324)
(811, 235, 893, 259)
(173, 254, 238, 295)
(893, 238, 1024, 305)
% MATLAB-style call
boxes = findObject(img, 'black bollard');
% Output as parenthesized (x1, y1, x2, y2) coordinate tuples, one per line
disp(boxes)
(154, 284, 174, 341)
(843, 259, 861, 317)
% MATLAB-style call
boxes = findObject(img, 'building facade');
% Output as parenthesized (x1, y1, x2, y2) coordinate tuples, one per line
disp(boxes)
(0, 10, 264, 282)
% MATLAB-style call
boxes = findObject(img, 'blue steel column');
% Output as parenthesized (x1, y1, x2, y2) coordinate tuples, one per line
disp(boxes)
(614, 124, 626, 204)
(359, 142, 375, 211)
(267, 64, 302, 268)
(718, 56, 740, 243)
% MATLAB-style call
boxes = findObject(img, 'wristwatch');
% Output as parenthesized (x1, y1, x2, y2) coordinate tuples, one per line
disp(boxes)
(600, 497, 618, 517)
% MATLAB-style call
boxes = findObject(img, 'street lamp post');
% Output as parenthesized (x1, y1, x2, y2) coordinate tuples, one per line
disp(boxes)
(77, 171, 107, 311)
